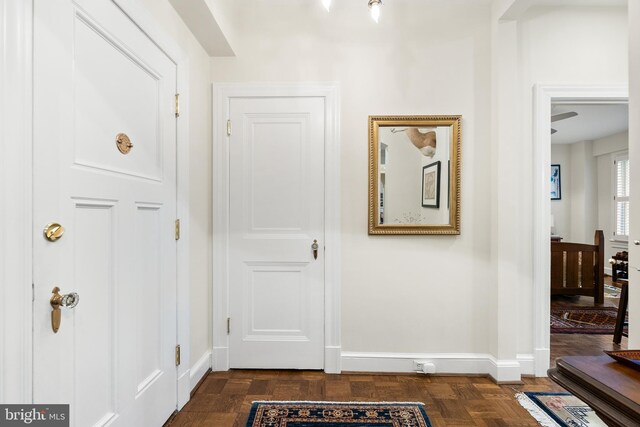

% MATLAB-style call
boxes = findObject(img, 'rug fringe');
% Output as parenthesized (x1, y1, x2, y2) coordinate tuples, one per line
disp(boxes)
(515, 393, 562, 427)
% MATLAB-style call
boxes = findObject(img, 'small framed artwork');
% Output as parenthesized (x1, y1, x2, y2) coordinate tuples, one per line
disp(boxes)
(422, 161, 441, 208)
(550, 164, 561, 200)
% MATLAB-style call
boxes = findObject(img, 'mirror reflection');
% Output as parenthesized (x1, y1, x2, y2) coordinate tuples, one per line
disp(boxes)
(369, 116, 460, 235)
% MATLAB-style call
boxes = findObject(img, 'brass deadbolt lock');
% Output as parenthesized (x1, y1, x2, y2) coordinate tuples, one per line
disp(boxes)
(43, 223, 65, 242)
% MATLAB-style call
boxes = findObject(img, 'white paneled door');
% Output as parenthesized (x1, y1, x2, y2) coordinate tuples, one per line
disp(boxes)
(229, 97, 325, 369)
(33, 1, 178, 426)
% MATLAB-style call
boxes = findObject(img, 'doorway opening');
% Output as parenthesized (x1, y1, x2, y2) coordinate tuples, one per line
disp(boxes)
(532, 84, 628, 377)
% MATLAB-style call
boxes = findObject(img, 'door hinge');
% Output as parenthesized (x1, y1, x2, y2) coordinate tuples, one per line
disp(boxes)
(227, 120, 232, 136)
(175, 344, 181, 366)
(227, 317, 230, 334)
(175, 94, 180, 118)
(175, 219, 180, 240)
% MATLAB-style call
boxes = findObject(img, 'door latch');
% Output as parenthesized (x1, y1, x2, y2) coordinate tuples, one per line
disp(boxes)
(50, 286, 79, 333)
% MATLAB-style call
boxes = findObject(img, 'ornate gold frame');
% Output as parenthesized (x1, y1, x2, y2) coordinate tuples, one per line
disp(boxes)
(368, 115, 461, 235)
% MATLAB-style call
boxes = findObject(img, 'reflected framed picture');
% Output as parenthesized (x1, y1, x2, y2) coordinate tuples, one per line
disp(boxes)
(551, 164, 561, 200)
(422, 161, 441, 208)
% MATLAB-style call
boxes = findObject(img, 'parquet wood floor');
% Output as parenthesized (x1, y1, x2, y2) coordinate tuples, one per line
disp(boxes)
(168, 370, 565, 427)
(168, 278, 628, 426)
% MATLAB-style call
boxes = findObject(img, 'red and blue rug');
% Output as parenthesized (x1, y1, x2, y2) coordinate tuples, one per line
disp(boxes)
(246, 401, 432, 426)
(550, 306, 627, 334)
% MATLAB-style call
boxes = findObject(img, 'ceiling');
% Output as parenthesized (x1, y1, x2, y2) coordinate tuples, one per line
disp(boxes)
(550, 103, 628, 144)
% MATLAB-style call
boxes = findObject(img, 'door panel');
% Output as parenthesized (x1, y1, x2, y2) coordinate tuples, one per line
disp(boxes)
(33, 1, 177, 426)
(73, 11, 162, 181)
(229, 97, 325, 369)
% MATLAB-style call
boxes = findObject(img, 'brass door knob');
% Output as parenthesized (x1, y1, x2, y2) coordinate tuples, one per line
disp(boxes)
(50, 286, 79, 333)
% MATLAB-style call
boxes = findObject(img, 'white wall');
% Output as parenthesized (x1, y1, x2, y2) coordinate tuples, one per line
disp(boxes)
(553, 133, 628, 261)
(211, 1, 494, 360)
(550, 144, 571, 238)
(136, 0, 213, 386)
(516, 5, 628, 359)
(569, 140, 597, 244)
(594, 132, 628, 264)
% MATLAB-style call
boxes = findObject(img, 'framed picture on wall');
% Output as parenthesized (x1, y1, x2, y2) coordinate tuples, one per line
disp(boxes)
(550, 164, 561, 200)
(422, 161, 441, 208)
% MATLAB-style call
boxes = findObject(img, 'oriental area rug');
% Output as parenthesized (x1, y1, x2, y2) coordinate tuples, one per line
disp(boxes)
(515, 392, 607, 427)
(245, 401, 432, 427)
(550, 306, 626, 334)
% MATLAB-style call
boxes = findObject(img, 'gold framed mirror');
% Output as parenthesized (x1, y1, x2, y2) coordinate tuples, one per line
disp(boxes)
(368, 115, 461, 235)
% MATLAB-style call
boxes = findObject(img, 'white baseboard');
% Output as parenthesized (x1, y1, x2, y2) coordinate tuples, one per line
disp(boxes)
(605, 267, 612, 276)
(341, 352, 523, 382)
(212, 346, 229, 371)
(534, 348, 551, 377)
(190, 351, 212, 390)
(177, 370, 190, 409)
(517, 354, 535, 376)
(324, 346, 342, 374)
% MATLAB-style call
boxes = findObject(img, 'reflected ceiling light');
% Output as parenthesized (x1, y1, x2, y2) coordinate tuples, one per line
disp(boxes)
(368, 0, 382, 23)
(322, 0, 331, 11)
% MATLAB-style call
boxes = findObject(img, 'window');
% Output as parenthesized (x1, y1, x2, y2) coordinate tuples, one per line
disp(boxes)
(613, 153, 629, 240)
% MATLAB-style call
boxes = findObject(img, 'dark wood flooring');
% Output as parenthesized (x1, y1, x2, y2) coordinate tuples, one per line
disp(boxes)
(168, 371, 565, 426)
(168, 278, 628, 426)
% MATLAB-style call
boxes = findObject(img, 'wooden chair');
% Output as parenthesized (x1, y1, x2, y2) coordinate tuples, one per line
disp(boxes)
(613, 282, 628, 344)
(550, 230, 604, 305)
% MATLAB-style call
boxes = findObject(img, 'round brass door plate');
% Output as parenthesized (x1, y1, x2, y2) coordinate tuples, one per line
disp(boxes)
(44, 223, 65, 242)
(116, 133, 133, 154)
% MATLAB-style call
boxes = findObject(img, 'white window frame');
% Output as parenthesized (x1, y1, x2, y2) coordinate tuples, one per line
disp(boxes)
(612, 151, 629, 242)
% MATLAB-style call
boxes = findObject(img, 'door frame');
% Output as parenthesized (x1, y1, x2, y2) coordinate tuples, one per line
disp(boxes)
(212, 83, 342, 373)
(0, 0, 192, 408)
(532, 83, 628, 377)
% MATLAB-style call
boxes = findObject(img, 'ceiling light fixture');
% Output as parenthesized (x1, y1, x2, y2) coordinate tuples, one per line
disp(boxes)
(368, 0, 382, 23)
(322, 0, 331, 11)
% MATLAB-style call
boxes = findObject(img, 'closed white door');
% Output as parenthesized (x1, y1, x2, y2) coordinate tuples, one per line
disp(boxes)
(228, 96, 325, 369)
(33, 1, 178, 426)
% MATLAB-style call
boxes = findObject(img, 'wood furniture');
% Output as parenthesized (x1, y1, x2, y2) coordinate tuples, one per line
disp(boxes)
(548, 355, 640, 427)
(551, 230, 604, 305)
(614, 282, 629, 344)
(611, 251, 629, 284)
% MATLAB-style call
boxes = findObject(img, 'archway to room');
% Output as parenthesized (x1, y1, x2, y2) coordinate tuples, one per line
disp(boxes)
(531, 84, 629, 377)
(547, 102, 630, 365)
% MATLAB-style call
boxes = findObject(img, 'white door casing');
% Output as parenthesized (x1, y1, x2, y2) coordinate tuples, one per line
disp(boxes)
(228, 97, 325, 369)
(212, 84, 341, 373)
(532, 84, 628, 377)
(33, 1, 178, 425)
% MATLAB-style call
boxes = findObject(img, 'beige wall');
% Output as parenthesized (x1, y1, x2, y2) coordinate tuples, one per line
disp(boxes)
(211, 1, 494, 355)
(515, 5, 628, 356)
(136, 0, 212, 379)
(207, 1, 629, 369)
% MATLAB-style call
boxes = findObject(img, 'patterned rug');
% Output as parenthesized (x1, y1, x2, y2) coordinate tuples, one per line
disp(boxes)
(516, 392, 606, 427)
(550, 306, 627, 334)
(245, 401, 432, 426)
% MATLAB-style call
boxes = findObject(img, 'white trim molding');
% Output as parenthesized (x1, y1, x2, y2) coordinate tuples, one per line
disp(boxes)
(532, 83, 628, 377)
(212, 83, 341, 373)
(0, 0, 34, 404)
(341, 352, 523, 383)
(190, 351, 212, 391)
